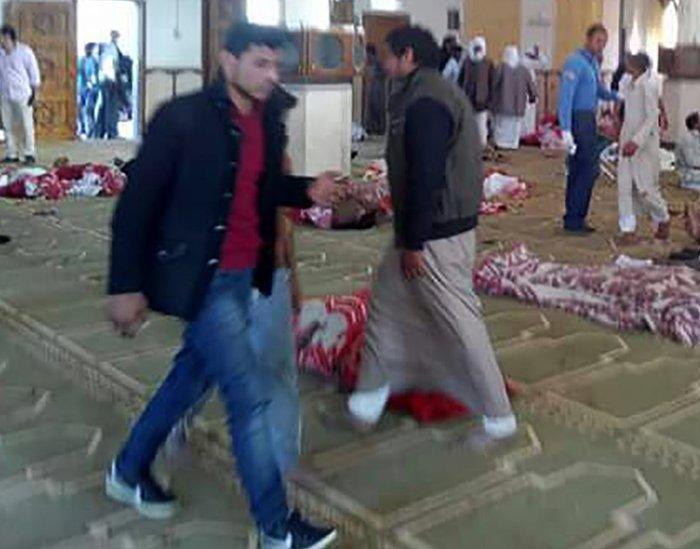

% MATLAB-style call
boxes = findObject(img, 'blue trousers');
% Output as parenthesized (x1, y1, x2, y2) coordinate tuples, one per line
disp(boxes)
(564, 111, 603, 230)
(168, 269, 300, 474)
(116, 270, 289, 533)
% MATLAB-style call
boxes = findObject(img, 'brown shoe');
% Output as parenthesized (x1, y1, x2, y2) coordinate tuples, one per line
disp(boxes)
(618, 232, 641, 246)
(654, 221, 671, 241)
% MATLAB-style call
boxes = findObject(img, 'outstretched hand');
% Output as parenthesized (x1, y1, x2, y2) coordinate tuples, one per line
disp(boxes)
(307, 171, 349, 207)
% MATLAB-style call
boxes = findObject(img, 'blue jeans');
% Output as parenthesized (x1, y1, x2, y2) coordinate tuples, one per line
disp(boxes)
(170, 269, 300, 474)
(249, 269, 300, 474)
(564, 111, 601, 230)
(116, 270, 289, 533)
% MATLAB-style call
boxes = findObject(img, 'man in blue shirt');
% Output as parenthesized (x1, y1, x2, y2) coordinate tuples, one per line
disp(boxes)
(558, 23, 618, 233)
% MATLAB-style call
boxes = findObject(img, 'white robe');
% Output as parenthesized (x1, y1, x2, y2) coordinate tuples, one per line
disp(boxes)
(617, 72, 669, 233)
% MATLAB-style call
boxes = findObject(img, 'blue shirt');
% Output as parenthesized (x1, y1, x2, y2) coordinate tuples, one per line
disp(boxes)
(558, 48, 618, 131)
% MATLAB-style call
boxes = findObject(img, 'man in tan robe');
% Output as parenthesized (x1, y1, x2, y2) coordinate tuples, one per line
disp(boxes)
(347, 26, 517, 443)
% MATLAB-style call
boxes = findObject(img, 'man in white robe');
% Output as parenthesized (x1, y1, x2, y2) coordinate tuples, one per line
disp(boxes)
(617, 52, 670, 244)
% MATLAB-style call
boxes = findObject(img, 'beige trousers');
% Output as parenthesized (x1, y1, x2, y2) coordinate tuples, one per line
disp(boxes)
(617, 146, 669, 233)
(352, 230, 513, 423)
(475, 111, 488, 148)
(1, 98, 36, 159)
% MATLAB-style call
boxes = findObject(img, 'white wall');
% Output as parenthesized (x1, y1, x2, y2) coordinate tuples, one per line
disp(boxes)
(285, 0, 330, 29)
(146, 0, 202, 68)
(403, 0, 464, 42)
(520, 0, 555, 68)
(354, 0, 463, 42)
(602, 0, 620, 71)
(144, 0, 203, 124)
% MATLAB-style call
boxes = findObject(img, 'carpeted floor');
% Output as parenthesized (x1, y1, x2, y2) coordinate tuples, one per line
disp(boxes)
(2, 138, 700, 548)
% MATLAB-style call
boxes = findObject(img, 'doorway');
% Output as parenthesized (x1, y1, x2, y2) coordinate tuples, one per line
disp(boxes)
(76, 0, 142, 140)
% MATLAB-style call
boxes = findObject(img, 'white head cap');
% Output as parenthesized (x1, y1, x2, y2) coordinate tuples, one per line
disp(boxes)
(469, 36, 487, 62)
(503, 45, 520, 68)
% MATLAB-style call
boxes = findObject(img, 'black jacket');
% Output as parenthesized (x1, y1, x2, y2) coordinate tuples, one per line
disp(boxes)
(109, 82, 312, 320)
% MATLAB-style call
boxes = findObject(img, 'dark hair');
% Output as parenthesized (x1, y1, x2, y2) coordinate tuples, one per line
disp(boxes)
(0, 25, 17, 42)
(85, 42, 97, 55)
(386, 26, 440, 69)
(224, 22, 288, 57)
(686, 112, 700, 131)
(627, 52, 651, 73)
(366, 43, 377, 57)
(586, 23, 608, 39)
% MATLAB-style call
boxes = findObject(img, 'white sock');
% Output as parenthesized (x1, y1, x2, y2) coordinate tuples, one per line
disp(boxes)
(347, 385, 390, 425)
(482, 414, 517, 439)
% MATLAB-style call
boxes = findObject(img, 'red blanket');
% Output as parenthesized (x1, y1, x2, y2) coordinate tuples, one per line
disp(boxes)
(0, 164, 125, 200)
(296, 290, 518, 423)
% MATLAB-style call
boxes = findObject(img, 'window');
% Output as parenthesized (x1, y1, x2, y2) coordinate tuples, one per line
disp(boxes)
(447, 9, 460, 31)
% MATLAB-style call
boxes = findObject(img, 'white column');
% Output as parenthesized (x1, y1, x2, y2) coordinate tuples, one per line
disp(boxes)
(662, 0, 700, 142)
(678, 0, 700, 45)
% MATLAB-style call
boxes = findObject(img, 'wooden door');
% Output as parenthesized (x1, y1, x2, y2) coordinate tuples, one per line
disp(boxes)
(204, 0, 246, 83)
(362, 12, 410, 62)
(4, 0, 77, 139)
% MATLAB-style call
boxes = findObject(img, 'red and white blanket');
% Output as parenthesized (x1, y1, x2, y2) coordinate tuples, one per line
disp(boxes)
(0, 164, 125, 200)
(295, 289, 518, 423)
(294, 163, 532, 229)
(474, 244, 700, 346)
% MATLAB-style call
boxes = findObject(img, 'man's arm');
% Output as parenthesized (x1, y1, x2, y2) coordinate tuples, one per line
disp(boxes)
(25, 47, 41, 105)
(631, 80, 659, 148)
(525, 69, 538, 103)
(109, 104, 180, 296)
(597, 74, 618, 102)
(403, 97, 453, 251)
(558, 58, 580, 132)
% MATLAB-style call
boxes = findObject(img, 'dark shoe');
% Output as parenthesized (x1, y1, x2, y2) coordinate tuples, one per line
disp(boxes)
(105, 461, 178, 519)
(1, 156, 19, 164)
(260, 511, 337, 549)
(0, 235, 10, 245)
(23, 155, 36, 165)
(669, 247, 700, 261)
(289, 510, 337, 549)
(565, 224, 596, 235)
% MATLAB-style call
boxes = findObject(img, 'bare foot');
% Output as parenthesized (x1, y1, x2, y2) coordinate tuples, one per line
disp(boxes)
(617, 232, 641, 246)
(654, 221, 671, 241)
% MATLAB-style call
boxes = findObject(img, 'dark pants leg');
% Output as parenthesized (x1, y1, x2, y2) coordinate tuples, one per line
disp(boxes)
(564, 111, 600, 230)
(116, 270, 289, 533)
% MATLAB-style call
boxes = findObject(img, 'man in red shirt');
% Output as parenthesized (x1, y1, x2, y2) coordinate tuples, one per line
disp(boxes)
(106, 23, 340, 548)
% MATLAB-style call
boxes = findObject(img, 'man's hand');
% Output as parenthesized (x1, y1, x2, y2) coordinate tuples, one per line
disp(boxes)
(290, 271, 302, 315)
(108, 292, 149, 338)
(308, 171, 347, 207)
(401, 250, 426, 281)
(621, 141, 639, 158)
(562, 131, 577, 156)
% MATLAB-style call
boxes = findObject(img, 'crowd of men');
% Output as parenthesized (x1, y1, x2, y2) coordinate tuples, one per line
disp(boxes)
(77, 30, 134, 140)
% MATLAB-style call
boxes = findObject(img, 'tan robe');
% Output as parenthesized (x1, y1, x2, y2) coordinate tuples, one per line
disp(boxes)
(355, 230, 513, 419)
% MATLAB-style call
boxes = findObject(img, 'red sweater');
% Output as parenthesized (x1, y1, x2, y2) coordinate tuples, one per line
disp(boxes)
(219, 104, 265, 271)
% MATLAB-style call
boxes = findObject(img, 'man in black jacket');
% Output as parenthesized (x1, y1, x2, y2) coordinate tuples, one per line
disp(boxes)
(106, 23, 339, 549)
